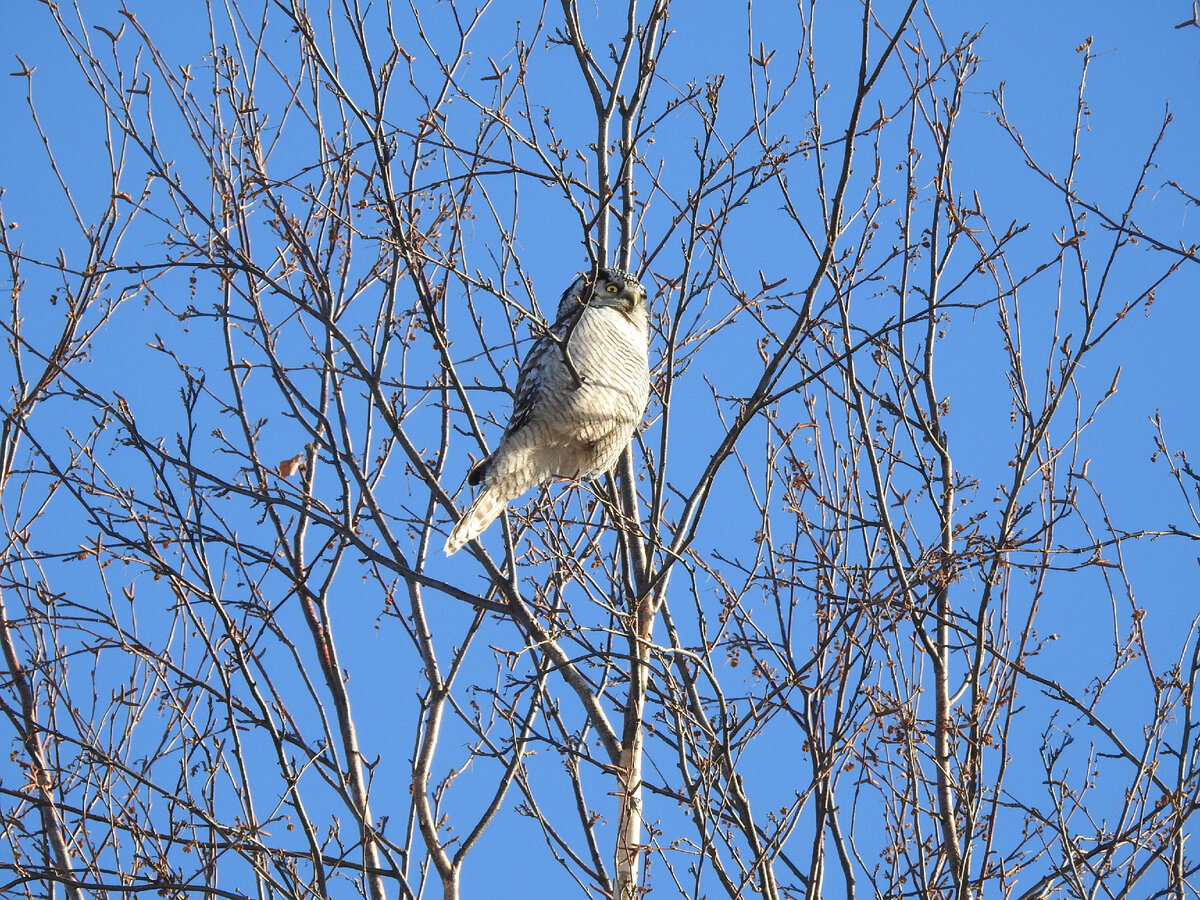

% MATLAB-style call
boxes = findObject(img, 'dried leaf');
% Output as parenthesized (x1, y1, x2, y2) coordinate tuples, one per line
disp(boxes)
(278, 454, 307, 478)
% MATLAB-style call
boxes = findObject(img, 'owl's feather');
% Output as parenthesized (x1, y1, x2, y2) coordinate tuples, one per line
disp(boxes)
(443, 483, 511, 556)
(445, 266, 650, 555)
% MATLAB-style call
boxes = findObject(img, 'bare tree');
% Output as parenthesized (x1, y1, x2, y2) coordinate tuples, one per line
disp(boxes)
(2, 1, 1199, 899)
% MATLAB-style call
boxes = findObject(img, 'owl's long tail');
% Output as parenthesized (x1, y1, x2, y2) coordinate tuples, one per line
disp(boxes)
(444, 484, 510, 555)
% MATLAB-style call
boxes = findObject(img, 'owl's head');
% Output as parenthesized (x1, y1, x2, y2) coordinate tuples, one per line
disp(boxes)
(557, 265, 648, 321)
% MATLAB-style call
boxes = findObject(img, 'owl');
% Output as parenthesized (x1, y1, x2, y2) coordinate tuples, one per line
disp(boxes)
(444, 266, 651, 555)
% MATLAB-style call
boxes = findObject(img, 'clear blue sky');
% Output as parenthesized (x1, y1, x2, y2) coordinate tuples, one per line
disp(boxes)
(2, 1, 1199, 897)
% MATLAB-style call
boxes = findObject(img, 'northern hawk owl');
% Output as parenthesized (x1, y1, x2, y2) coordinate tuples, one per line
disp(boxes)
(444, 266, 651, 555)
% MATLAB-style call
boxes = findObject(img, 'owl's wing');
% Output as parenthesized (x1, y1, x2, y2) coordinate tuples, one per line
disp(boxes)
(505, 303, 585, 437)
(505, 342, 549, 436)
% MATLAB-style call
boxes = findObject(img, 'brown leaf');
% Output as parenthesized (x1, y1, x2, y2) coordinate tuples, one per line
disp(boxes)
(278, 454, 307, 478)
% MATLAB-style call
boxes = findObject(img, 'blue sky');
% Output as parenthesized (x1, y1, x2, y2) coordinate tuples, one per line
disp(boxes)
(2, 1, 1199, 897)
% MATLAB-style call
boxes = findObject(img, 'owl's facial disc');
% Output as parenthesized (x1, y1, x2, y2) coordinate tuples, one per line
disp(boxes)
(600, 283, 638, 313)
(584, 268, 645, 316)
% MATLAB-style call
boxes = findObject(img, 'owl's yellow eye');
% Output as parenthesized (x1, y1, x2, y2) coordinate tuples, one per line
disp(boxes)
(605, 284, 620, 293)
